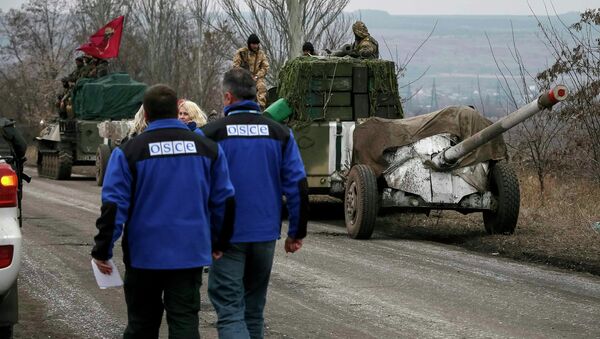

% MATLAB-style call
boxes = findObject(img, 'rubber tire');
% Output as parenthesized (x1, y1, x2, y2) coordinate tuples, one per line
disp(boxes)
(344, 164, 379, 239)
(483, 161, 520, 235)
(95, 144, 111, 186)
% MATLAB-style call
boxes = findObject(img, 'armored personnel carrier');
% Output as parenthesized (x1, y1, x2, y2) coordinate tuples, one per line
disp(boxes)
(36, 73, 146, 179)
(267, 56, 567, 239)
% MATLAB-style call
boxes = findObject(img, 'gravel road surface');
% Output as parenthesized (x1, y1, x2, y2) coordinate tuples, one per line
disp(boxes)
(13, 170, 600, 338)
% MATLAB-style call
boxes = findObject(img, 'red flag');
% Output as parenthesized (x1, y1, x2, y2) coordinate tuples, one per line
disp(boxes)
(77, 16, 124, 59)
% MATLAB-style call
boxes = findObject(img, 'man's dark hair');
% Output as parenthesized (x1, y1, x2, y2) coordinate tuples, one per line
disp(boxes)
(302, 41, 315, 54)
(143, 84, 178, 121)
(223, 68, 257, 101)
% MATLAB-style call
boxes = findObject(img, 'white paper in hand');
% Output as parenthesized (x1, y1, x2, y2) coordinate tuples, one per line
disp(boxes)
(91, 259, 123, 289)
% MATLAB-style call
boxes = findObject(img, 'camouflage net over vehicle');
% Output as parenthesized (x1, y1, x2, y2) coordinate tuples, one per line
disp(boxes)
(277, 56, 402, 125)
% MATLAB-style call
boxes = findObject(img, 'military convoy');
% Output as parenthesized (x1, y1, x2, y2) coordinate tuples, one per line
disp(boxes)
(267, 56, 568, 239)
(36, 73, 146, 180)
(38, 56, 568, 241)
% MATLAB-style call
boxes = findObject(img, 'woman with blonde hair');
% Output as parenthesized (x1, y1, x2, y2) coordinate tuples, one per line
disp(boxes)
(129, 105, 147, 137)
(178, 99, 207, 129)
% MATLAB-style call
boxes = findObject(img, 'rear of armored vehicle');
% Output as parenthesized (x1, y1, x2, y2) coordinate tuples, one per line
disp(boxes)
(272, 57, 403, 197)
(37, 73, 145, 180)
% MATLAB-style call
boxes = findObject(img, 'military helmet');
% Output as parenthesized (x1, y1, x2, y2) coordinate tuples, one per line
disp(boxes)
(352, 21, 370, 39)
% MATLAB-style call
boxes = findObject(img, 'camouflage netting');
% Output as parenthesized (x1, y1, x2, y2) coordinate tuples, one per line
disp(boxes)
(277, 56, 403, 124)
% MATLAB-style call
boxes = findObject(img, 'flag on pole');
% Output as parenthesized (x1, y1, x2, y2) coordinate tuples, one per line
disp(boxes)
(77, 16, 124, 59)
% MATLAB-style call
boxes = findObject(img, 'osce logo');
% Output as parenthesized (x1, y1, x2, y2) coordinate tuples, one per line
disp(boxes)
(148, 141, 197, 156)
(226, 124, 269, 137)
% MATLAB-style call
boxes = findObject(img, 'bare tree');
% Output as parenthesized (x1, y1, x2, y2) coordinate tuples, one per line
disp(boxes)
(219, 0, 351, 82)
(486, 27, 571, 196)
(70, 0, 132, 36)
(533, 8, 600, 182)
(0, 0, 75, 123)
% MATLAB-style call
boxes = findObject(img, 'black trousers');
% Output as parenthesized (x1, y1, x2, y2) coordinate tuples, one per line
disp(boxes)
(123, 267, 203, 339)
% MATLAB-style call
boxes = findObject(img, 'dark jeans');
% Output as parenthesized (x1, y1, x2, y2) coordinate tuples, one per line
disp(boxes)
(208, 241, 277, 339)
(123, 267, 203, 339)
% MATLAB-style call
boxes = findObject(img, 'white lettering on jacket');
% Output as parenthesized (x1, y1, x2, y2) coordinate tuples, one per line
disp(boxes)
(149, 141, 197, 156)
(226, 124, 269, 137)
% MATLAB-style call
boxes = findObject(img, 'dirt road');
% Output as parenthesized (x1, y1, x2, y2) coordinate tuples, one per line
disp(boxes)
(13, 170, 600, 338)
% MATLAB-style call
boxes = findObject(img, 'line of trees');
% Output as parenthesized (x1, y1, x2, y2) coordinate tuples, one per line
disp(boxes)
(490, 9, 600, 189)
(0, 0, 351, 132)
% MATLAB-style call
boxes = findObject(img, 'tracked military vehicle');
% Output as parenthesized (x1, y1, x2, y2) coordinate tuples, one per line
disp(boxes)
(36, 73, 146, 179)
(266, 56, 568, 239)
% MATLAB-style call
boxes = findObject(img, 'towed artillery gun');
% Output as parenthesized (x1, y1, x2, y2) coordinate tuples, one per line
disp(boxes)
(267, 57, 568, 239)
(345, 85, 567, 239)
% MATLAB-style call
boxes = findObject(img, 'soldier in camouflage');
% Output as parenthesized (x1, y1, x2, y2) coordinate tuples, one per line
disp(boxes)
(333, 21, 379, 59)
(67, 57, 84, 83)
(79, 55, 96, 79)
(232, 34, 269, 109)
(96, 59, 109, 77)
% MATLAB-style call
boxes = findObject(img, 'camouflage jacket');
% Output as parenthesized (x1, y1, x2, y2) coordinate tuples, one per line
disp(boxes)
(351, 21, 379, 59)
(67, 65, 83, 82)
(233, 47, 269, 79)
(352, 36, 379, 59)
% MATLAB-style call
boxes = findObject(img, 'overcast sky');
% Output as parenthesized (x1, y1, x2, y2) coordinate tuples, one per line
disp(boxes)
(345, 0, 597, 15)
(0, 0, 597, 15)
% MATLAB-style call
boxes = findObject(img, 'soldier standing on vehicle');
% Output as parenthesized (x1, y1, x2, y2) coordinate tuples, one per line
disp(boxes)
(96, 58, 109, 77)
(91, 84, 236, 339)
(78, 55, 94, 79)
(67, 57, 84, 83)
(302, 41, 316, 56)
(202, 68, 308, 339)
(232, 33, 269, 109)
(332, 21, 379, 59)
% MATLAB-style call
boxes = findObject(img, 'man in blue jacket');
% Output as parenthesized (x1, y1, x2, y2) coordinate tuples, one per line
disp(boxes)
(202, 68, 309, 339)
(91, 84, 235, 339)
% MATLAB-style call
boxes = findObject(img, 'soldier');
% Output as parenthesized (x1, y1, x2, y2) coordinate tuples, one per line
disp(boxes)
(302, 41, 316, 56)
(79, 55, 96, 79)
(232, 33, 269, 109)
(96, 59, 109, 77)
(67, 57, 84, 83)
(332, 21, 379, 59)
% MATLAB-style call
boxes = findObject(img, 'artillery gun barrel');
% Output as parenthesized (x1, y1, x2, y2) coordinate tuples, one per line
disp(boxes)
(431, 85, 568, 169)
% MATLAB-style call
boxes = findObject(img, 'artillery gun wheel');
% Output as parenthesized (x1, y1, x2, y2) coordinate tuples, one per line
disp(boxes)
(483, 161, 520, 235)
(95, 144, 112, 186)
(344, 164, 379, 239)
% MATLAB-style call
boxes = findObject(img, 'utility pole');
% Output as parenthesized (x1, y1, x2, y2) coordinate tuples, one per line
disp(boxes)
(430, 79, 438, 110)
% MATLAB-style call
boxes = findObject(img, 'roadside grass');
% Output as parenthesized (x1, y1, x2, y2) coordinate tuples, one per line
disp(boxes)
(375, 168, 600, 275)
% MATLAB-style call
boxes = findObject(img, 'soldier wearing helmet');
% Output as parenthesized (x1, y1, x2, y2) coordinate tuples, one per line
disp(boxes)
(332, 21, 379, 59)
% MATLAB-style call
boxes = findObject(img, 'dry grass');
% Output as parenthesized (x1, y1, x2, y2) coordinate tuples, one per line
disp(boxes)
(370, 168, 600, 275)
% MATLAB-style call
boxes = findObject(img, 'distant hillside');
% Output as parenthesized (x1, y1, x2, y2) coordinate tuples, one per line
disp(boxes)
(343, 10, 581, 115)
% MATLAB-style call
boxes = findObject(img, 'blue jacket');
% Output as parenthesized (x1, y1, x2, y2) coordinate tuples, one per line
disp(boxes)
(201, 101, 308, 243)
(91, 119, 235, 269)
